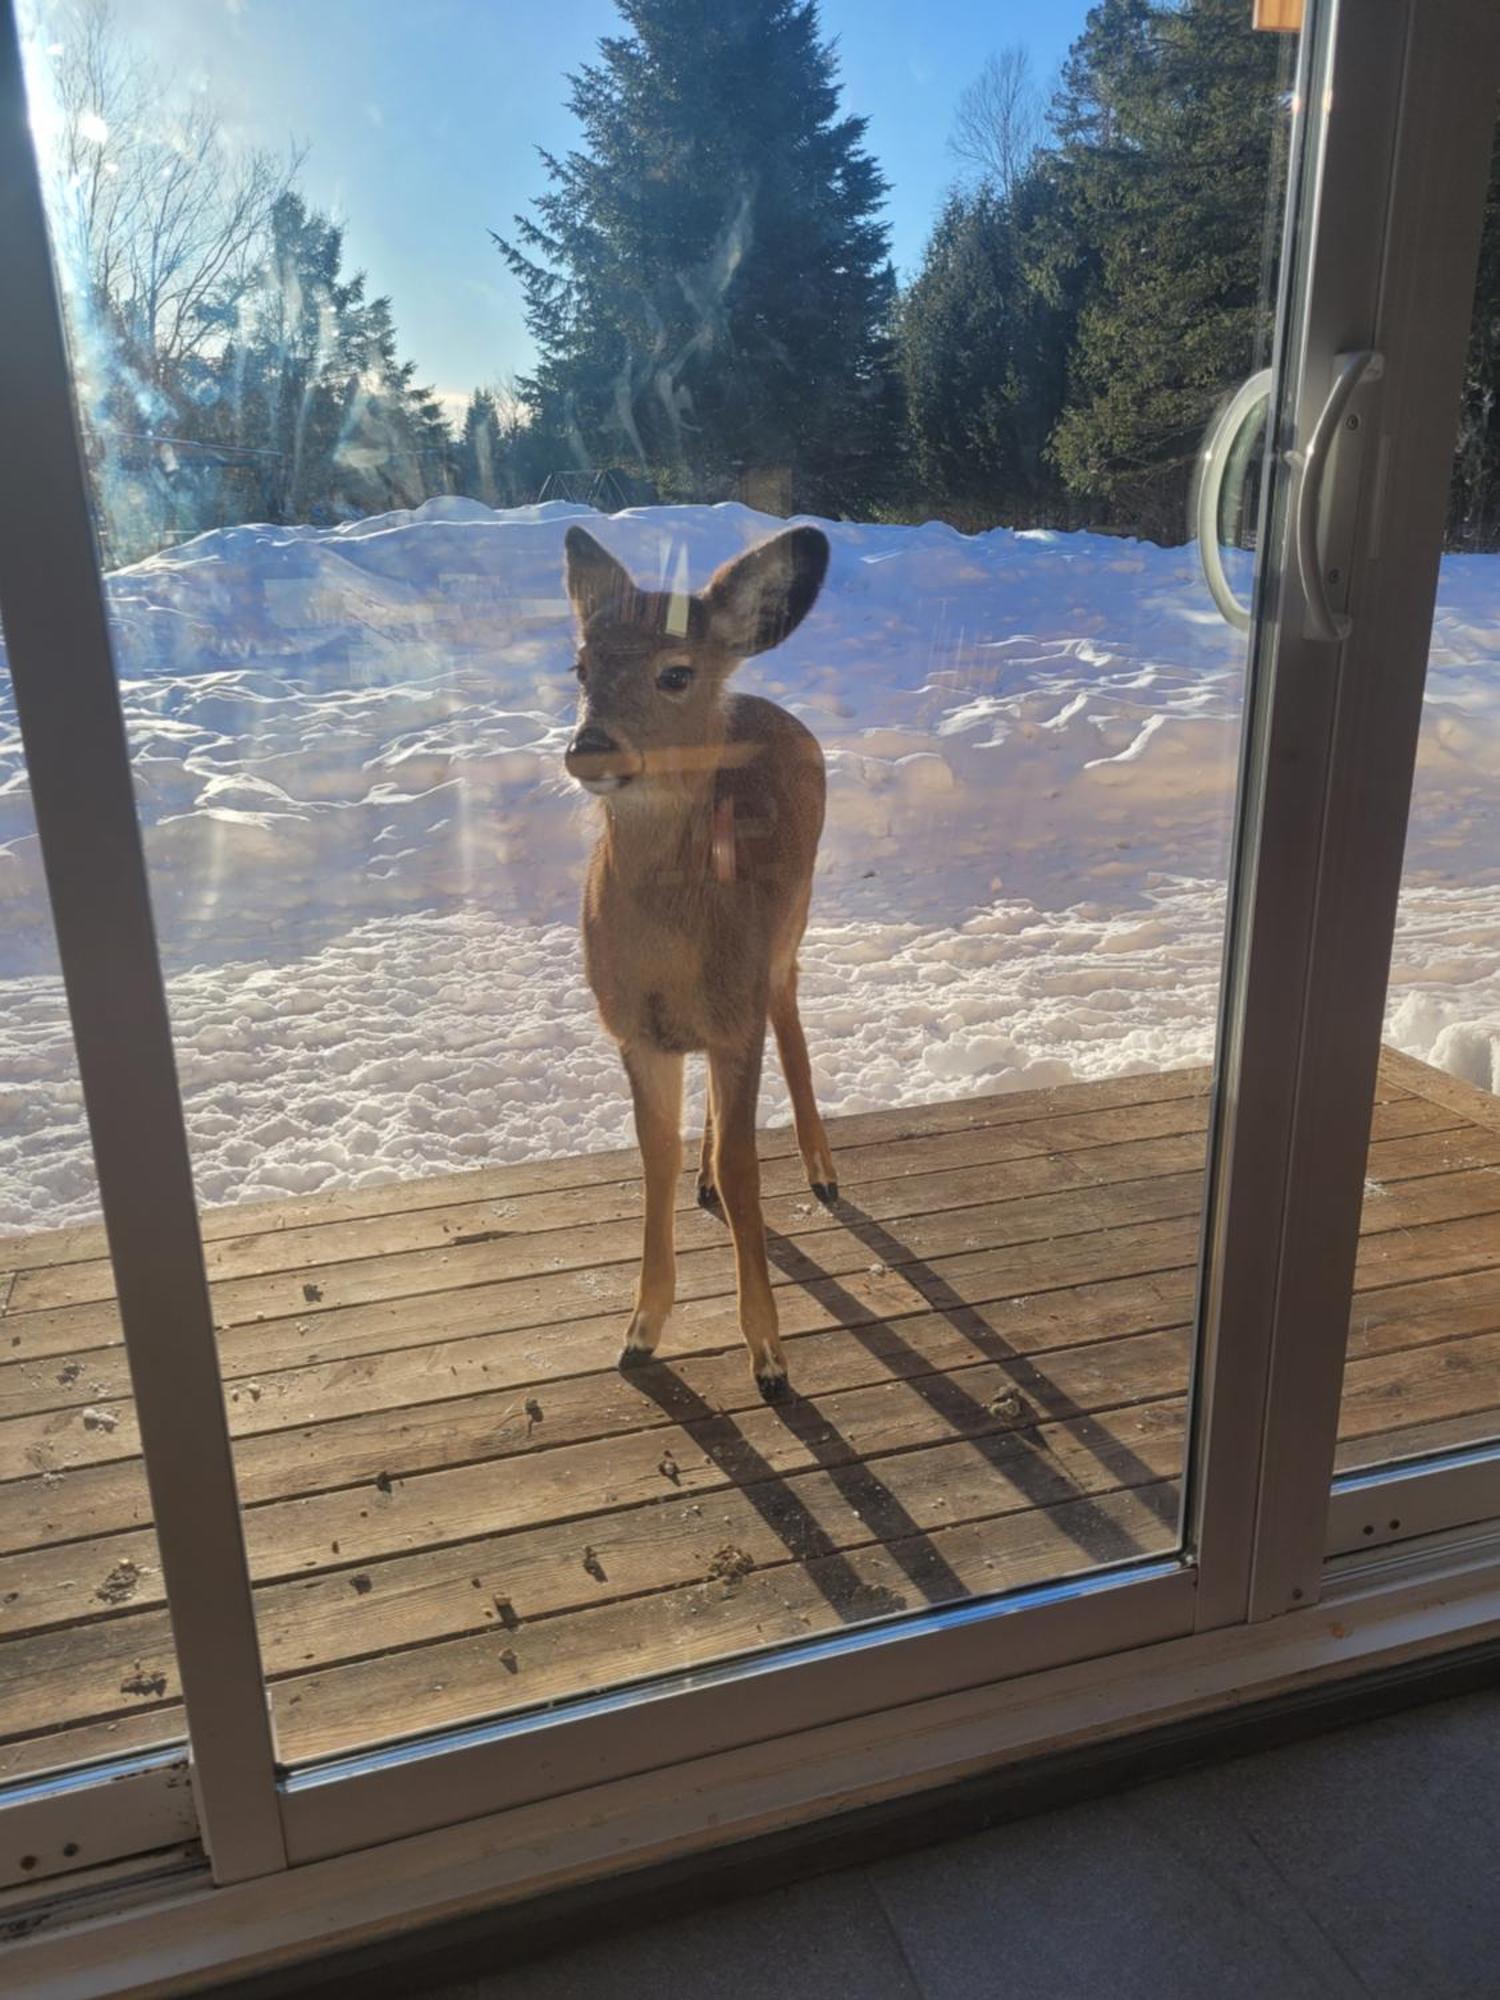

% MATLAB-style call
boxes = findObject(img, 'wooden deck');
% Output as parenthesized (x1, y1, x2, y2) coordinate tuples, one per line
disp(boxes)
(2, 1047, 1500, 1781)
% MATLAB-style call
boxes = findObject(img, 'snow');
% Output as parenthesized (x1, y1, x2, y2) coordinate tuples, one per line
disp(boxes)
(3, 498, 1498, 1234)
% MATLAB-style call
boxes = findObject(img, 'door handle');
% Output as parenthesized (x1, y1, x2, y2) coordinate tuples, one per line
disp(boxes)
(1195, 368, 1273, 633)
(1290, 348, 1384, 643)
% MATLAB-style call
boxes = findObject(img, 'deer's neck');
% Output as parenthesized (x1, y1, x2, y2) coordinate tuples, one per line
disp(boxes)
(596, 777, 719, 899)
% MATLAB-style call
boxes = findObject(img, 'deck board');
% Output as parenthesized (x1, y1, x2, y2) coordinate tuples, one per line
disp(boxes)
(2, 1048, 1498, 1781)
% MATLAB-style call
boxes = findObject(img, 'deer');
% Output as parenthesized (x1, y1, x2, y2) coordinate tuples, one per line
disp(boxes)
(562, 521, 838, 1401)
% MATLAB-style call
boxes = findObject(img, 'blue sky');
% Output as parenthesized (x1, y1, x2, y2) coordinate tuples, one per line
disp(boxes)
(112, 0, 1087, 418)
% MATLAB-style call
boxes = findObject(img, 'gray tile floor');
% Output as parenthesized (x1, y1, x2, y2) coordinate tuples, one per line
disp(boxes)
(419, 1688, 1500, 2000)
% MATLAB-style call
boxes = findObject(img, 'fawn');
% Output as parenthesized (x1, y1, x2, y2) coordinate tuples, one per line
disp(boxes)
(563, 522, 838, 1400)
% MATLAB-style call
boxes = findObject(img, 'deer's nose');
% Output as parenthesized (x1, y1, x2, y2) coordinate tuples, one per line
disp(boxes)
(567, 723, 618, 761)
(565, 722, 637, 793)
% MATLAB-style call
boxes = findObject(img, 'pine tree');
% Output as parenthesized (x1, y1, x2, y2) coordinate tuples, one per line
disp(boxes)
(331, 293, 453, 516)
(495, 0, 900, 515)
(207, 194, 352, 520)
(208, 193, 452, 524)
(455, 389, 506, 505)
(453, 386, 549, 507)
(1044, 0, 1287, 542)
(898, 174, 1075, 527)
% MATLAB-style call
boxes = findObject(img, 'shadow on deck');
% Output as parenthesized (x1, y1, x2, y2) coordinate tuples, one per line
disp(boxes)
(2, 1046, 1498, 1780)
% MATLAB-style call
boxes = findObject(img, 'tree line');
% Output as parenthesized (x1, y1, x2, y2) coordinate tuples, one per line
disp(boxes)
(50, 0, 1500, 563)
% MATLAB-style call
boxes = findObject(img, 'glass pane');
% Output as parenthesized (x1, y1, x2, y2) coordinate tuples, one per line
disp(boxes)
(0, 648, 186, 1786)
(1338, 107, 1500, 1483)
(17, 0, 1295, 1764)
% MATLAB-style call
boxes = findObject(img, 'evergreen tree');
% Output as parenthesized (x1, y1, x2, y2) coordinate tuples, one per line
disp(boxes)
(208, 193, 451, 524)
(495, 0, 900, 514)
(455, 389, 508, 505)
(331, 292, 453, 516)
(453, 386, 550, 507)
(1044, 0, 1286, 541)
(897, 174, 1075, 527)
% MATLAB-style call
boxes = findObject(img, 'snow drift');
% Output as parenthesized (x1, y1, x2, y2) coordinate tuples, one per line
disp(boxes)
(2, 499, 1497, 1232)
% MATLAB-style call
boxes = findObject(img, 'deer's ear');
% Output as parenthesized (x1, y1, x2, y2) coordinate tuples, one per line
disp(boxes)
(699, 526, 829, 659)
(564, 526, 634, 625)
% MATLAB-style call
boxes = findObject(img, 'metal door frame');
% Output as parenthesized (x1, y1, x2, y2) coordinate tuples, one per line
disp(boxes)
(1, 0, 1497, 1898)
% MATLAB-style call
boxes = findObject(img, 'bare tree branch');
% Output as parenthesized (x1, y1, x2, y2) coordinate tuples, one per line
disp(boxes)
(950, 45, 1043, 199)
(47, 1, 300, 387)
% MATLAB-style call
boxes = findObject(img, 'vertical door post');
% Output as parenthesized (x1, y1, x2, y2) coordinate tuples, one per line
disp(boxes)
(0, 1, 283, 1879)
(1192, 0, 1500, 1625)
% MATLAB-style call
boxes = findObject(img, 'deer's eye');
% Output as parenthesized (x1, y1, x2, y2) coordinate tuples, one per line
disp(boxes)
(656, 665, 694, 694)
(573, 660, 587, 682)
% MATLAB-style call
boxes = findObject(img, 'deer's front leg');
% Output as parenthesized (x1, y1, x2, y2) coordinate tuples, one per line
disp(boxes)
(620, 1043, 684, 1365)
(707, 1034, 786, 1400)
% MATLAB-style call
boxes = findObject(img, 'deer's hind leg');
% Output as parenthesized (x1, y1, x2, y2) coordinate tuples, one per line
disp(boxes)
(771, 964, 837, 1205)
(707, 1034, 786, 1400)
(619, 1042, 683, 1365)
(696, 1064, 720, 1213)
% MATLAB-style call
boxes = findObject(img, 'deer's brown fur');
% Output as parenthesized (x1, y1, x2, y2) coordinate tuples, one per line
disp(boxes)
(563, 523, 836, 1398)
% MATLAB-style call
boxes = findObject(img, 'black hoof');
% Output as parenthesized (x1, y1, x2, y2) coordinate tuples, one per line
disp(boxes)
(697, 1181, 722, 1213)
(811, 1181, 840, 1207)
(757, 1372, 790, 1404)
(618, 1344, 655, 1371)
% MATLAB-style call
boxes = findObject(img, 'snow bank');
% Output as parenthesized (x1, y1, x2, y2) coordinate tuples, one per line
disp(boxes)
(2, 499, 1497, 1231)
(0, 499, 1250, 955)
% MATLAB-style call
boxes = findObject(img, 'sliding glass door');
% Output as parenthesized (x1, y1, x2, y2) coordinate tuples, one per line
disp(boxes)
(0, 0, 1496, 1894)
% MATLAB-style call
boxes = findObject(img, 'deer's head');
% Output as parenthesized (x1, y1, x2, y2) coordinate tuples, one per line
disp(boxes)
(562, 524, 829, 799)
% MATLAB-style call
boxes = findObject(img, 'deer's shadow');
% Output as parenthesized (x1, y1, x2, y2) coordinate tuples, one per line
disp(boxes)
(622, 1189, 1183, 1627)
